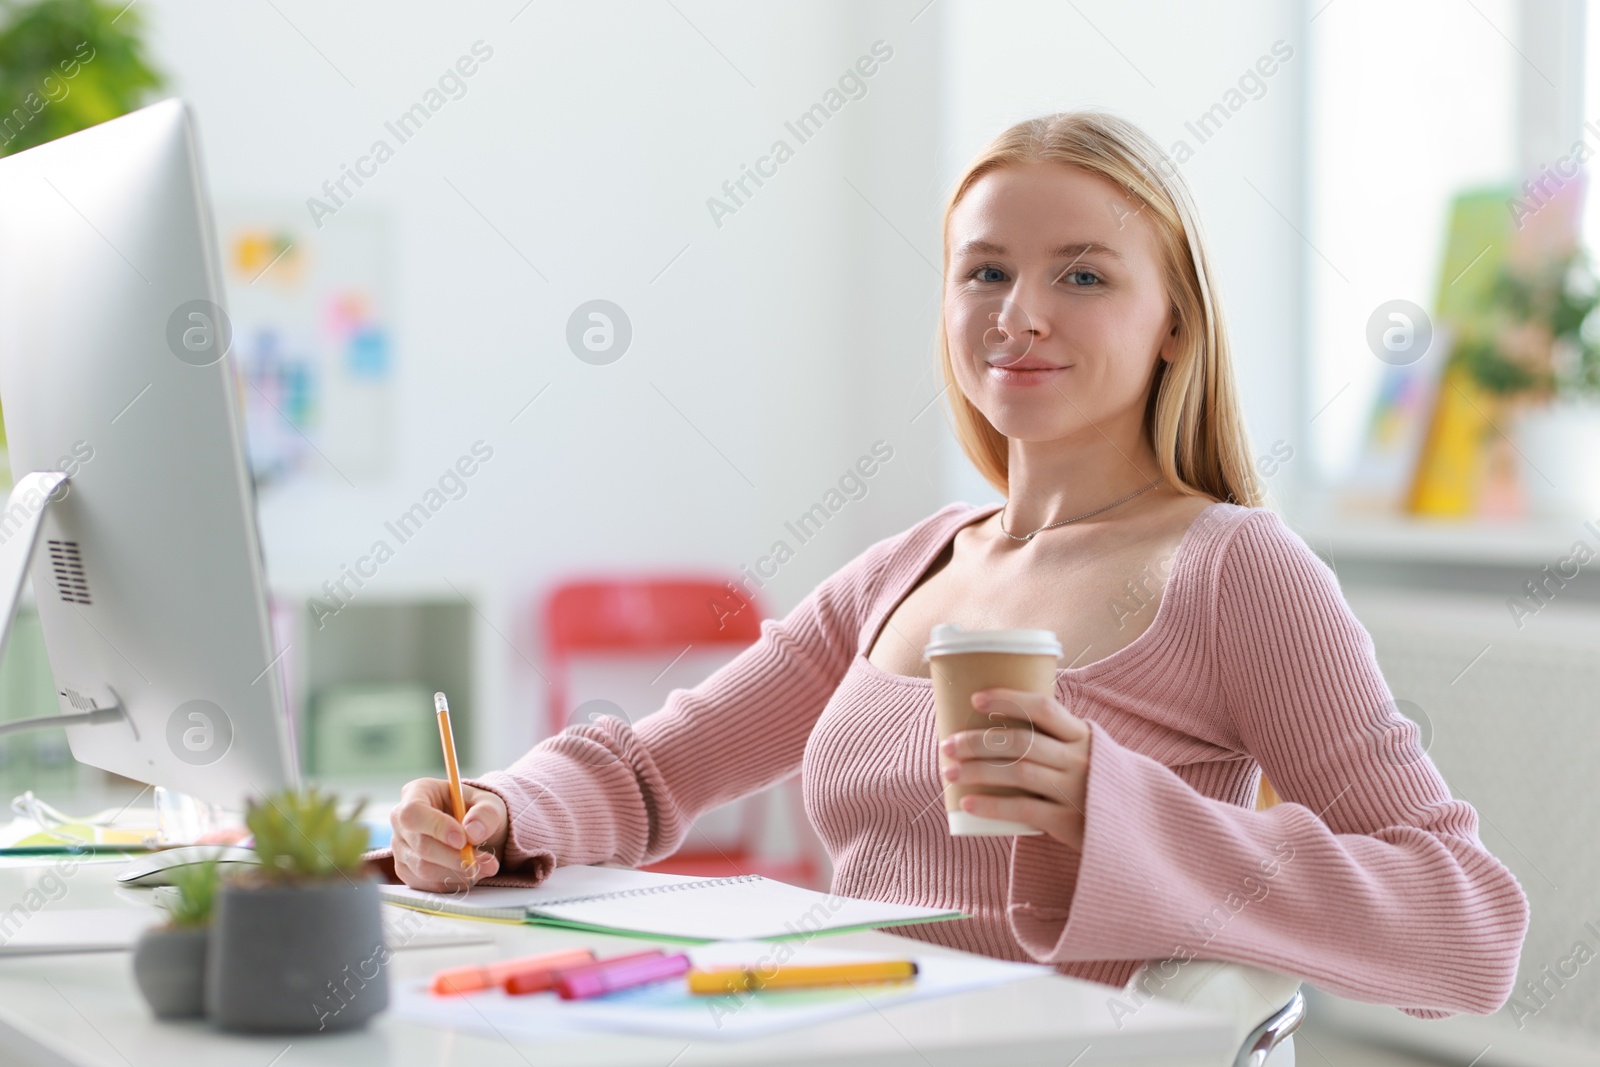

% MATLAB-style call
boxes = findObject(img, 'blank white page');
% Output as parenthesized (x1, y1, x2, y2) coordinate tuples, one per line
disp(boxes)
(528, 874, 963, 941)
(379, 865, 963, 941)
(378, 864, 707, 919)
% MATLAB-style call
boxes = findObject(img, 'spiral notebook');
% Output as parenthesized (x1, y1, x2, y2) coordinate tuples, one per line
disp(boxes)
(378, 864, 965, 942)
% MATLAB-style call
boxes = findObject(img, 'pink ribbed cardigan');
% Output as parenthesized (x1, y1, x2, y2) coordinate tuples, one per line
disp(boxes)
(468, 501, 1529, 1018)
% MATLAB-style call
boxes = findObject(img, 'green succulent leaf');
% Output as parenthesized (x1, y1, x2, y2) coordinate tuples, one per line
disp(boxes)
(244, 786, 371, 883)
(162, 858, 219, 927)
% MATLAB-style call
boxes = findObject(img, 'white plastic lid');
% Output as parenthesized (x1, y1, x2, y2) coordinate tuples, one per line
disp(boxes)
(923, 623, 1063, 659)
(947, 809, 1043, 836)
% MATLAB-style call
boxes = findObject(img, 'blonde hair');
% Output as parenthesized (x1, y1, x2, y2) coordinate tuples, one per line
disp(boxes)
(937, 110, 1264, 508)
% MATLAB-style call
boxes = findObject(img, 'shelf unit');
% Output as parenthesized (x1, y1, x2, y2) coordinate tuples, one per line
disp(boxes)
(1285, 502, 1600, 602)
(266, 583, 484, 787)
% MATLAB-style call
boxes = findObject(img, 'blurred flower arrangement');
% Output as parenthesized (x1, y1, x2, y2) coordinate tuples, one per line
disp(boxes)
(1445, 239, 1600, 519)
(1450, 245, 1600, 404)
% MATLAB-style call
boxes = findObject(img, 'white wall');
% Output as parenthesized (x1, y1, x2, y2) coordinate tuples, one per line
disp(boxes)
(141, 1, 950, 766)
(1306, 0, 1519, 488)
(139, 0, 1305, 768)
(938, 0, 1308, 512)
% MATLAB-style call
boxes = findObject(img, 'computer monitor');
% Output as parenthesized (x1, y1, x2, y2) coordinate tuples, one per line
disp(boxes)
(0, 98, 297, 809)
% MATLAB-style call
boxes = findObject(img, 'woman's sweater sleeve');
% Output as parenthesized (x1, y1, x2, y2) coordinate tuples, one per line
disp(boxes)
(1006, 509, 1530, 1018)
(463, 518, 914, 885)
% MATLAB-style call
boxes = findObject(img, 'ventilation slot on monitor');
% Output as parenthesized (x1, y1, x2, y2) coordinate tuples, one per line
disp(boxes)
(59, 688, 97, 711)
(47, 540, 91, 605)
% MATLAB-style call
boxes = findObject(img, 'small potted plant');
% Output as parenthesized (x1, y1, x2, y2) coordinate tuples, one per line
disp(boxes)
(131, 858, 218, 1018)
(204, 787, 388, 1033)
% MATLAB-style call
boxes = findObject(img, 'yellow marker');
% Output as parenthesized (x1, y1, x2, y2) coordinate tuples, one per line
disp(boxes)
(686, 959, 918, 995)
(434, 691, 475, 870)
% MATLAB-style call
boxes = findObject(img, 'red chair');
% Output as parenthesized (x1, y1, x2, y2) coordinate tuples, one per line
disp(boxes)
(541, 577, 825, 889)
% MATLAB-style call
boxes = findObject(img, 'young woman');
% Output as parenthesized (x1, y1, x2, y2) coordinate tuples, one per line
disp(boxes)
(385, 111, 1528, 1018)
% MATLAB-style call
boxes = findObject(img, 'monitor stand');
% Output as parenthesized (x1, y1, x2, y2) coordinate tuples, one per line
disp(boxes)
(0, 470, 131, 738)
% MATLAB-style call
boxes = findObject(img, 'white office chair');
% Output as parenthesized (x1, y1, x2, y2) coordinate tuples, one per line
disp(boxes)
(1122, 958, 1304, 1066)
(1123, 777, 1305, 1066)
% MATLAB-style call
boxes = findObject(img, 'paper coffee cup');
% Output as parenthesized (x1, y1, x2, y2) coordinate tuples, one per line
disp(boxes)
(924, 623, 1064, 836)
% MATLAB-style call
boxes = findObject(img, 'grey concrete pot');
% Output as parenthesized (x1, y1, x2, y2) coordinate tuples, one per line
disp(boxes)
(132, 923, 208, 1018)
(204, 874, 388, 1033)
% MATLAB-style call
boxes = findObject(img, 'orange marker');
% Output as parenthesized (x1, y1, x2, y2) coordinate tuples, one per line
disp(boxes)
(429, 948, 595, 996)
(434, 691, 475, 869)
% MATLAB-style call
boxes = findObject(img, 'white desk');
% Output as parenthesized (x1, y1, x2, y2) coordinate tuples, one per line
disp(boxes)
(0, 856, 1237, 1066)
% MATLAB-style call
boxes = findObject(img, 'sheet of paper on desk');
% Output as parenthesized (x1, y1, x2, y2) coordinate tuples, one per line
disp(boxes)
(390, 939, 1055, 1041)
(379, 864, 965, 940)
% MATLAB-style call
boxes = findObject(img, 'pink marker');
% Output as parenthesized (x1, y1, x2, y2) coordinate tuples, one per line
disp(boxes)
(556, 951, 692, 1000)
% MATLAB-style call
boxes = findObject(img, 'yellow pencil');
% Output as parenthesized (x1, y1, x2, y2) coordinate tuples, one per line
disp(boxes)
(434, 691, 476, 869)
(686, 959, 918, 995)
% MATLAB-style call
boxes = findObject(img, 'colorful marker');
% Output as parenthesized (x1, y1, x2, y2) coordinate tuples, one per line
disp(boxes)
(557, 951, 692, 1000)
(429, 947, 596, 996)
(504, 949, 665, 996)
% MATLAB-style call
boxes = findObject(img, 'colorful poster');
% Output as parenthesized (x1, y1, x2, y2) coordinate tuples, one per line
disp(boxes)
(216, 204, 394, 490)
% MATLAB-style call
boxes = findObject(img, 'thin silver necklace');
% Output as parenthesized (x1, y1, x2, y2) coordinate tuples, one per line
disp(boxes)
(998, 476, 1165, 542)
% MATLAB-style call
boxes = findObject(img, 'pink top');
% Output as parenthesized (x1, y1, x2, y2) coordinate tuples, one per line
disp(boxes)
(471, 501, 1529, 1018)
